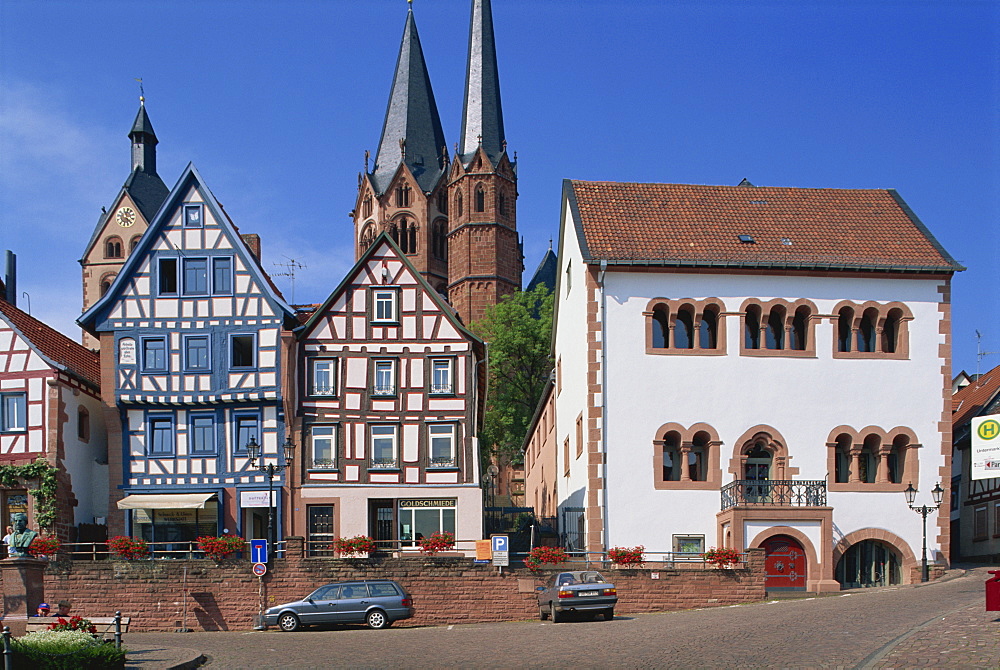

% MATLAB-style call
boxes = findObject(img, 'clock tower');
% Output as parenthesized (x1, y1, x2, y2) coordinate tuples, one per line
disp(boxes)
(79, 98, 168, 349)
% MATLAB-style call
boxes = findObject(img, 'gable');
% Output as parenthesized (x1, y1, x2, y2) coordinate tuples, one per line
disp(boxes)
(81, 190, 149, 265)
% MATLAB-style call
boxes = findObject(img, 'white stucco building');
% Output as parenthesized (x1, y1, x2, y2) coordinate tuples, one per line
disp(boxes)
(525, 179, 962, 591)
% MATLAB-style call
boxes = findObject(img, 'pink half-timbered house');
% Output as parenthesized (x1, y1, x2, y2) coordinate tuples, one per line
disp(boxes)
(291, 234, 485, 555)
(0, 296, 107, 542)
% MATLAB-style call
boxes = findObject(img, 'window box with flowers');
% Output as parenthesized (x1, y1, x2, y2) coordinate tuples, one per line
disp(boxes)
(702, 546, 742, 569)
(417, 531, 455, 555)
(27, 536, 60, 559)
(331, 535, 377, 558)
(198, 535, 245, 561)
(607, 545, 644, 568)
(524, 546, 567, 572)
(47, 616, 98, 635)
(107, 535, 150, 561)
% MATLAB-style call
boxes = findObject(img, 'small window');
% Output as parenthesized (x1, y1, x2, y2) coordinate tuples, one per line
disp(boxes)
(662, 431, 681, 481)
(428, 423, 456, 467)
(142, 338, 167, 372)
(189, 414, 215, 454)
(838, 307, 854, 352)
(576, 413, 584, 458)
(457, 191, 463, 216)
(882, 309, 902, 354)
(159, 258, 178, 295)
(498, 190, 507, 216)
(745, 305, 761, 350)
(373, 360, 395, 396)
(230, 334, 255, 369)
(130, 235, 141, 252)
(652, 307, 669, 348)
(105, 237, 123, 259)
(474, 184, 486, 212)
(148, 415, 174, 455)
(311, 425, 337, 469)
(212, 257, 233, 295)
(77, 406, 90, 442)
(0, 393, 27, 432)
(100, 276, 114, 297)
(857, 309, 878, 353)
(234, 415, 259, 453)
(765, 307, 785, 350)
(699, 307, 719, 349)
(370, 425, 398, 469)
(310, 358, 337, 396)
(790, 307, 809, 351)
(437, 191, 448, 214)
(183, 204, 204, 228)
(184, 335, 210, 371)
(430, 359, 453, 395)
(973, 505, 988, 541)
(674, 308, 694, 349)
(372, 289, 397, 323)
(183, 258, 209, 295)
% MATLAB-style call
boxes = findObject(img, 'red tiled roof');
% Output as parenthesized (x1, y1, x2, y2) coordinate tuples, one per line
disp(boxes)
(952, 364, 1000, 428)
(0, 300, 100, 388)
(567, 181, 961, 272)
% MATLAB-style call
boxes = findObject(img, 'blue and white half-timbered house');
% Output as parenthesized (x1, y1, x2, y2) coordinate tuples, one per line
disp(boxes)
(79, 164, 298, 545)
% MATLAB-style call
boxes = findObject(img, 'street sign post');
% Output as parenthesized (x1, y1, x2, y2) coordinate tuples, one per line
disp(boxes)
(252, 562, 267, 577)
(251, 539, 269, 564)
(491, 534, 509, 567)
(972, 416, 1000, 480)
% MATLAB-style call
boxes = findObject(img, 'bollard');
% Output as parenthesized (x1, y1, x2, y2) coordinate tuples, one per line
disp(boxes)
(986, 570, 1000, 612)
(3, 625, 12, 670)
(114, 611, 123, 650)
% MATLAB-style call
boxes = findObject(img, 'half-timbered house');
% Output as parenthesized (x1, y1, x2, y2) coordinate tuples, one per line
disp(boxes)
(78, 163, 298, 544)
(292, 234, 485, 555)
(0, 290, 107, 542)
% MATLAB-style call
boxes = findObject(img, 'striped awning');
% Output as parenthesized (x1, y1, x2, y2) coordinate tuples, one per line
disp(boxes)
(117, 493, 216, 510)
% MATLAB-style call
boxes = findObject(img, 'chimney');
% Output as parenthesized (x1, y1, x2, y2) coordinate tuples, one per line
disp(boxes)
(241, 234, 261, 262)
(2, 251, 15, 306)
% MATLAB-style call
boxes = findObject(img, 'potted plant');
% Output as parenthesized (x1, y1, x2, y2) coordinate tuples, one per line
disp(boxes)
(27, 536, 60, 559)
(107, 535, 150, 560)
(607, 545, 644, 568)
(417, 531, 455, 555)
(524, 546, 567, 572)
(702, 546, 742, 568)
(331, 535, 377, 558)
(197, 535, 246, 561)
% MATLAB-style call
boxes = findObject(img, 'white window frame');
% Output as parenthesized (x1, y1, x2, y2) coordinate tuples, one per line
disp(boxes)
(0, 393, 27, 433)
(370, 424, 398, 469)
(372, 289, 398, 323)
(310, 425, 337, 469)
(430, 358, 454, 395)
(428, 423, 456, 468)
(372, 360, 396, 396)
(310, 358, 337, 396)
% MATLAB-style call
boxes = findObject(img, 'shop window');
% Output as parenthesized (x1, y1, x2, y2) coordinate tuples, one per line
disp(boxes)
(134, 499, 218, 546)
(398, 499, 456, 548)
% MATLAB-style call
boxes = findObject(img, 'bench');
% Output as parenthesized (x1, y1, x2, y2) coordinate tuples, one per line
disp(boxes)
(25, 615, 131, 639)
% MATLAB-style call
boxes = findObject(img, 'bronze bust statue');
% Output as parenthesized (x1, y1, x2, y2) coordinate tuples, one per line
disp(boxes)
(7, 513, 38, 558)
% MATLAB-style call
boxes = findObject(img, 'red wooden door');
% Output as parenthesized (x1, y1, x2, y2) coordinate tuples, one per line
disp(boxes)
(761, 535, 806, 590)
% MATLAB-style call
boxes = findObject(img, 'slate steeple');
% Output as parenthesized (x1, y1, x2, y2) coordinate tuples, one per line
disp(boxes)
(129, 99, 158, 175)
(459, 0, 506, 167)
(371, 7, 448, 195)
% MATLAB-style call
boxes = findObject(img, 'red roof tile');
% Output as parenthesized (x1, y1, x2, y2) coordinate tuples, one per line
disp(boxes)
(567, 181, 961, 272)
(0, 300, 100, 388)
(952, 364, 1000, 428)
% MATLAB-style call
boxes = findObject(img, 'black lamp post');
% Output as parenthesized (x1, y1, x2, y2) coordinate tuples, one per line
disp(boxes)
(904, 482, 944, 582)
(247, 436, 295, 550)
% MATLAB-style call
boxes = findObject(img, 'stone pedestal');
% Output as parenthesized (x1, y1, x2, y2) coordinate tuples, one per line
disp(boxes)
(1, 557, 47, 636)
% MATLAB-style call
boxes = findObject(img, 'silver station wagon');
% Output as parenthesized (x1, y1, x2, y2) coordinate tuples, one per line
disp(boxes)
(536, 570, 618, 622)
(263, 580, 414, 631)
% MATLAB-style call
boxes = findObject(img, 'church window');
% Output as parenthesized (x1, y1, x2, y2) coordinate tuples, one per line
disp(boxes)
(457, 191, 464, 216)
(372, 289, 398, 323)
(189, 414, 216, 455)
(432, 221, 448, 260)
(183, 204, 204, 228)
(77, 407, 90, 442)
(182, 258, 209, 295)
(765, 306, 785, 350)
(363, 195, 373, 218)
(360, 224, 376, 253)
(158, 258, 178, 295)
(105, 237, 123, 259)
(437, 191, 448, 214)
(100, 275, 115, 297)
(212, 257, 233, 295)
(230, 334, 256, 369)
(310, 358, 338, 396)
(148, 415, 174, 455)
(474, 184, 486, 212)
(744, 304, 762, 350)
(499, 190, 507, 216)
(184, 335, 210, 371)
(141, 337, 167, 372)
(130, 235, 141, 252)
(395, 185, 411, 208)
(0, 393, 27, 433)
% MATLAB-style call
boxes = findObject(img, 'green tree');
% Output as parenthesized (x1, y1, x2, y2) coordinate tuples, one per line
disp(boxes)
(469, 285, 554, 469)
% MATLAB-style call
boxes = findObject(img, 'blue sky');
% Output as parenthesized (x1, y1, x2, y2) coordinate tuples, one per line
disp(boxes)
(1, 0, 997, 374)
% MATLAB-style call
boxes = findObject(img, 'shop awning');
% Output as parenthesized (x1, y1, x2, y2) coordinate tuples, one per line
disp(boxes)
(117, 493, 216, 510)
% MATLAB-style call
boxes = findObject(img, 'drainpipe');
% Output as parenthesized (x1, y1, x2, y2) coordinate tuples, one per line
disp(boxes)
(597, 260, 609, 553)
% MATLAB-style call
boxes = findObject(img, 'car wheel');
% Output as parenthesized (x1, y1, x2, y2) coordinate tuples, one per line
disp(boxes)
(277, 612, 300, 632)
(550, 602, 561, 623)
(366, 609, 390, 630)
(539, 604, 549, 621)
(603, 608, 614, 621)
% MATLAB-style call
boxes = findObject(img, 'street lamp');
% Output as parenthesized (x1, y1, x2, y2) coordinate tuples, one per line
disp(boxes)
(247, 436, 295, 549)
(904, 482, 944, 582)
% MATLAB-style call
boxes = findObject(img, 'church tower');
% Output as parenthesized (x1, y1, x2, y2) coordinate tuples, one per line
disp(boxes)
(354, 6, 451, 295)
(446, 0, 521, 323)
(80, 98, 168, 348)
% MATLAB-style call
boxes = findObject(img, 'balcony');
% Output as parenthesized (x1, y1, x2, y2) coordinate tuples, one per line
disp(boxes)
(429, 383, 453, 395)
(721, 480, 827, 511)
(370, 457, 399, 470)
(371, 385, 395, 397)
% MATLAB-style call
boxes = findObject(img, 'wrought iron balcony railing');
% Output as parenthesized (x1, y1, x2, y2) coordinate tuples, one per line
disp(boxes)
(309, 458, 337, 470)
(370, 457, 399, 470)
(372, 385, 395, 397)
(721, 479, 827, 511)
(429, 384, 453, 395)
(429, 456, 457, 468)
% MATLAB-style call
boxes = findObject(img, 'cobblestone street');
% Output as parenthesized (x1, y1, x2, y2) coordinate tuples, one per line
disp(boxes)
(123, 567, 999, 669)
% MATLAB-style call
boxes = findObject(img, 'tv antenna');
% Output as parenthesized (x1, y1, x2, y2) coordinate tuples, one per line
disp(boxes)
(272, 256, 306, 304)
(975, 330, 998, 386)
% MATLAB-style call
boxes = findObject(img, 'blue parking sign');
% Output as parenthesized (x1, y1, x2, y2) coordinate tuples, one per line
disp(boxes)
(250, 539, 268, 564)
(491, 535, 508, 552)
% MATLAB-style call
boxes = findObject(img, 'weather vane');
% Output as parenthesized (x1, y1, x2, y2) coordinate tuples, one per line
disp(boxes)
(134, 77, 145, 104)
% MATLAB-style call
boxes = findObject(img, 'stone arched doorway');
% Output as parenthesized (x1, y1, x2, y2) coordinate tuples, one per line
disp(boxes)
(835, 539, 902, 588)
(760, 534, 807, 591)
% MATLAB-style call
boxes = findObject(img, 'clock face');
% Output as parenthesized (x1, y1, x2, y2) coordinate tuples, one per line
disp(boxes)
(116, 206, 137, 228)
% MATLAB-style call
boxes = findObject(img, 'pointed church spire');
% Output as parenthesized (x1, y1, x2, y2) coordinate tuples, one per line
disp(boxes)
(129, 98, 159, 175)
(372, 6, 447, 194)
(459, 0, 505, 165)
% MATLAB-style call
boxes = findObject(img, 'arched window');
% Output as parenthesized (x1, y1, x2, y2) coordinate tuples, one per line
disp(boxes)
(833, 433, 853, 483)
(388, 223, 399, 246)
(859, 434, 880, 483)
(857, 308, 877, 353)
(652, 306, 669, 348)
(432, 221, 448, 260)
(745, 304, 762, 350)
(363, 195, 373, 218)
(474, 183, 486, 212)
(359, 224, 376, 253)
(699, 306, 718, 350)
(100, 275, 115, 297)
(882, 308, 902, 354)
(662, 431, 682, 481)
(408, 222, 417, 254)
(129, 235, 141, 253)
(673, 307, 694, 349)
(765, 306, 785, 350)
(744, 443, 772, 502)
(395, 185, 410, 208)
(437, 191, 448, 214)
(838, 307, 854, 352)
(77, 406, 90, 442)
(689, 431, 710, 481)
(105, 237, 123, 259)
(790, 306, 809, 351)
(457, 191, 463, 216)
(498, 190, 507, 216)
(888, 435, 909, 484)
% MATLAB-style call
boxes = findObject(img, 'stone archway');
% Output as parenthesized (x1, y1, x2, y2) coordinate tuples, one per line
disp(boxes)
(748, 526, 821, 592)
(833, 528, 917, 586)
